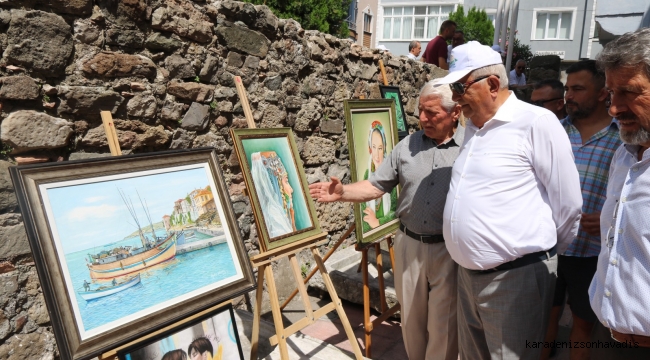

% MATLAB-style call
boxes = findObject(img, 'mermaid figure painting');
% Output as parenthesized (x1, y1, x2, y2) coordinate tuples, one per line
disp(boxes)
(361, 121, 398, 233)
(250, 151, 295, 238)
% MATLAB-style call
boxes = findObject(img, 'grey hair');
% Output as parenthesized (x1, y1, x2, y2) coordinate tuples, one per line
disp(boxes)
(408, 40, 420, 52)
(516, 59, 526, 66)
(419, 79, 457, 112)
(470, 64, 509, 89)
(597, 27, 650, 79)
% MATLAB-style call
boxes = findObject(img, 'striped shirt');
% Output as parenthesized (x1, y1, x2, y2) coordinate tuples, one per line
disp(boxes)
(561, 117, 621, 257)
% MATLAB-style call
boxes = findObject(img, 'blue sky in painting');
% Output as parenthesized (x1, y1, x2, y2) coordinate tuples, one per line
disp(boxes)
(45, 167, 213, 254)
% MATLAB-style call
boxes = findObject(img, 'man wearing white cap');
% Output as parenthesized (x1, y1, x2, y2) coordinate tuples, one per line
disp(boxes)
(438, 41, 583, 359)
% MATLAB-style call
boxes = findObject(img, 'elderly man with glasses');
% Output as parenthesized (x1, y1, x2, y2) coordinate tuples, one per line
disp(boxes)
(310, 81, 463, 360)
(437, 41, 583, 359)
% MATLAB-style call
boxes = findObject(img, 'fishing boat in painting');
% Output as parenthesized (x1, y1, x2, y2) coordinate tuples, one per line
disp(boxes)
(85, 189, 182, 280)
(86, 232, 182, 280)
(78, 274, 142, 301)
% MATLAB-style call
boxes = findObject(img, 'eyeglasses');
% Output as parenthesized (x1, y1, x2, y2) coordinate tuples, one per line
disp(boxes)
(532, 97, 564, 107)
(606, 200, 621, 249)
(449, 75, 499, 95)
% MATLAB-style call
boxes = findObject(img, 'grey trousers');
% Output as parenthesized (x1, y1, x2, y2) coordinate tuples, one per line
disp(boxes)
(394, 230, 459, 360)
(457, 254, 558, 360)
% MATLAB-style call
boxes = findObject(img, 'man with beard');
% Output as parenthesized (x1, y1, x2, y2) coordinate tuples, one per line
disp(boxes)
(542, 60, 621, 360)
(589, 28, 650, 359)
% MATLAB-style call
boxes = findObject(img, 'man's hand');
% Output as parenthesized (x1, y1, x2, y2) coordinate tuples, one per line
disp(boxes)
(363, 207, 380, 228)
(580, 212, 601, 237)
(309, 176, 344, 202)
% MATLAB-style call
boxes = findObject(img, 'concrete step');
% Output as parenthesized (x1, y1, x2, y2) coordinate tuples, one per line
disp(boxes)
(308, 245, 399, 316)
(235, 309, 369, 360)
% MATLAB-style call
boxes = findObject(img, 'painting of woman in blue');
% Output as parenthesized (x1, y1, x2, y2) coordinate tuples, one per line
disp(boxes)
(250, 151, 296, 238)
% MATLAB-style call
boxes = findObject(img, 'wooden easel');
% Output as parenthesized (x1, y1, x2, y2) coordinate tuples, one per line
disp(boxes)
(234, 76, 363, 360)
(356, 236, 400, 358)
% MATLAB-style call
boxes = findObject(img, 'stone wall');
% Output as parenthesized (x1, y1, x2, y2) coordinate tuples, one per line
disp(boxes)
(0, 1, 445, 358)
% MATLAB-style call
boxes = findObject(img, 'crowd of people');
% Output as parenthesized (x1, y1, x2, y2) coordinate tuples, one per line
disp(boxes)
(309, 26, 650, 360)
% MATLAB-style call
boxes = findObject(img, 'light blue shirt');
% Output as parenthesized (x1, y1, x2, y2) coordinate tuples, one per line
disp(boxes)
(589, 144, 650, 336)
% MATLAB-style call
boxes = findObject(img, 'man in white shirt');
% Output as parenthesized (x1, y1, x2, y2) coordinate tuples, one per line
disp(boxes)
(437, 41, 583, 359)
(508, 59, 529, 89)
(407, 40, 421, 61)
(588, 27, 650, 359)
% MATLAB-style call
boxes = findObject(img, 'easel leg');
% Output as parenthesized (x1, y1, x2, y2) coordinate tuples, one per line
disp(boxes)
(265, 265, 290, 359)
(375, 243, 388, 313)
(312, 246, 364, 360)
(362, 248, 372, 358)
(250, 265, 266, 360)
(288, 254, 314, 321)
(281, 224, 355, 310)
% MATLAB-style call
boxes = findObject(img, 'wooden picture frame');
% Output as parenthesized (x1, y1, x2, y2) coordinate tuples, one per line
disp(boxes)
(117, 302, 244, 360)
(379, 85, 409, 140)
(230, 128, 322, 252)
(344, 100, 400, 248)
(9, 149, 255, 360)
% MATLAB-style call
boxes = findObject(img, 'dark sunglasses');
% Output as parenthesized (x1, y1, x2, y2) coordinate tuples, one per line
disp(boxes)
(532, 97, 564, 107)
(449, 75, 499, 95)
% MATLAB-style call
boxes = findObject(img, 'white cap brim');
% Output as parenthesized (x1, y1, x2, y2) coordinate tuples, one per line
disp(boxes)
(433, 68, 473, 86)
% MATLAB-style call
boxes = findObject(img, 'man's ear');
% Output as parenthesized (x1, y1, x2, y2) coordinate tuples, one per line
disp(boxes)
(488, 76, 501, 94)
(597, 86, 609, 103)
(451, 104, 462, 121)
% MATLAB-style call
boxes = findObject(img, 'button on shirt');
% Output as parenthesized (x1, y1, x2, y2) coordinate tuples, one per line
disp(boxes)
(589, 144, 650, 336)
(561, 117, 621, 257)
(369, 126, 465, 235)
(443, 93, 582, 270)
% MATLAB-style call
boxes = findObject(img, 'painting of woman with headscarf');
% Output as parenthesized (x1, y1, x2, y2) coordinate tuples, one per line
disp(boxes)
(250, 151, 296, 238)
(360, 121, 398, 234)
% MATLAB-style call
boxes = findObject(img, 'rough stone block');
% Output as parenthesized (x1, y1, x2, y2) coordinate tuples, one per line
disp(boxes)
(167, 81, 214, 103)
(216, 24, 270, 58)
(180, 102, 210, 131)
(1, 111, 73, 153)
(0, 76, 39, 100)
(320, 119, 344, 134)
(4, 10, 73, 77)
(82, 52, 156, 78)
(105, 29, 145, 48)
(165, 55, 196, 79)
(126, 92, 157, 118)
(301, 137, 335, 165)
(151, 0, 213, 43)
(0, 214, 30, 258)
(295, 98, 322, 132)
(145, 32, 182, 52)
(57, 86, 124, 116)
(0, 161, 17, 213)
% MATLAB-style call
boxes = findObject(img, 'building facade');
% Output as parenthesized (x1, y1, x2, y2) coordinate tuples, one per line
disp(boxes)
(368, 0, 603, 62)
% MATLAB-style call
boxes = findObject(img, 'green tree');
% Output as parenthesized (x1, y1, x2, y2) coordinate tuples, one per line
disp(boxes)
(243, 0, 351, 38)
(448, 5, 494, 46)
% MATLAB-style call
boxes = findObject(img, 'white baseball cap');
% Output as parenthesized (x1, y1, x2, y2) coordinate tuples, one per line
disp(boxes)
(435, 41, 504, 85)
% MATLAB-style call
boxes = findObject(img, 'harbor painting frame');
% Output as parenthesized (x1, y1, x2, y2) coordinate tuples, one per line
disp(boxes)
(344, 100, 401, 248)
(230, 128, 322, 252)
(10, 149, 255, 360)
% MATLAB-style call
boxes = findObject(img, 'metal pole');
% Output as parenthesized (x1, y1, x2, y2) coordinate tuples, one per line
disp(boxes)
(499, 0, 512, 51)
(505, 0, 520, 72)
(494, 0, 505, 45)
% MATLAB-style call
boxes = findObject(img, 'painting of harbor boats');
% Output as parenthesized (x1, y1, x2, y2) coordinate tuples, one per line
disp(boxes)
(41, 164, 244, 338)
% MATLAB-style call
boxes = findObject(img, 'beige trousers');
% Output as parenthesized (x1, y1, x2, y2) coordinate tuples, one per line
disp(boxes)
(394, 229, 459, 360)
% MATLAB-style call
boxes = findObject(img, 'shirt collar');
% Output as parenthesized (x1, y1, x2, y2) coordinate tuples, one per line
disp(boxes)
(468, 92, 519, 128)
(421, 125, 464, 147)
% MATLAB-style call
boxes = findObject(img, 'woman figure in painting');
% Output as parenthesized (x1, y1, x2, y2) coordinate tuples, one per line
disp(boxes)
(188, 336, 213, 360)
(361, 121, 398, 233)
(251, 151, 296, 238)
(161, 349, 187, 360)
